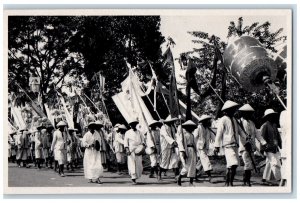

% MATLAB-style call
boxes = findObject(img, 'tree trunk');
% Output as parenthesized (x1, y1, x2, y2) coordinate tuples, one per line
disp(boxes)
(40, 91, 48, 116)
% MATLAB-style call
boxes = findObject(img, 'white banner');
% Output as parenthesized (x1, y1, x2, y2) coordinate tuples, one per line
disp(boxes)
(11, 104, 26, 130)
(112, 70, 153, 134)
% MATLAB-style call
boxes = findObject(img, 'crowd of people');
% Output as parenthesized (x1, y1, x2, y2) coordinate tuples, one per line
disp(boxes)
(8, 100, 288, 187)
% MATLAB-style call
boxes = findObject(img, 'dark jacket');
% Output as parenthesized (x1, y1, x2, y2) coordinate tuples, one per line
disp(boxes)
(260, 121, 282, 153)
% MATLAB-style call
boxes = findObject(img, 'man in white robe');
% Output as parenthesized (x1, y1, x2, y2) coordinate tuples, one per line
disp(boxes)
(146, 120, 162, 179)
(114, 124, 127, 174)
(177, 120, 197, 186)
(193, 115, 214, 182)
(159, 115, 180, 181)
(82, 122, 103, 184)
(124, 120, 145, 185)
(51, 121, 68, 177)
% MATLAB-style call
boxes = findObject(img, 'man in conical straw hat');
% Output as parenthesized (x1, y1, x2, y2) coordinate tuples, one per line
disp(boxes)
(66, 128, 77, 171)
(214, 100, 248, 186)
(51, 121, 68, 177)
(41, 126, 51, 168)
(193, 114, 214, 183)
(159, 115, 180, 181)
(260, 108, 282, 184)
(15, 127, 26, 167)
(177, 120, 197, 186)
(8, 131, 17, 163)
(113, 124, 127, 175)
(146, 120, 162, 179)
(34, 125, 45, 169)
(124, 118, 145, 185)
(17, 128, 31, 168)
(238, 104, 267, 186)
(82, 121, 104, 184)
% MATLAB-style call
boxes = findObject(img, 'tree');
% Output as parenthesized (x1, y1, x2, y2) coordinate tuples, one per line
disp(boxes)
(179, 17, 287, 125)
(69, 16, 165, 124)
(8, 16, 84, 113)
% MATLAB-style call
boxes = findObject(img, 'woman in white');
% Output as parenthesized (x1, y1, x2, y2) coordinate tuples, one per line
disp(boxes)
(124, 120, 145, 185)
(82, 122, 103, 184)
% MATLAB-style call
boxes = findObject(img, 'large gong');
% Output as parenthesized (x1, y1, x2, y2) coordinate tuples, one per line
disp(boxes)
(223, 36, 278, 92)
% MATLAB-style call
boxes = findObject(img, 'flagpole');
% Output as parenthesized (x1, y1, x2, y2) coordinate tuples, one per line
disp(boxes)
(126, 61, 179, 141)
(147, 61, 171, 114)
(95, 72, 112, 124)
(16, 83, 46, 118)
(168, 46, 186, 157)
(83, 93, 101, 112)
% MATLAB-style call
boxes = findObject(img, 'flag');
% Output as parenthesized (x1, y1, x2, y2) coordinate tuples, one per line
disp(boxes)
(163, 47, 180, 118)
(11, 102, 26, 130)
(185, 58, 201, 120)
(112, 67, 154, 134)
(57, 93, 74, 129)
(44, 104, 55, 126)
(98, 73, 105, 99)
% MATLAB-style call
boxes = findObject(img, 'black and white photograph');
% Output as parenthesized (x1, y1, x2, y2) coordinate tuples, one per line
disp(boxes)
(3, 9, 292, 194)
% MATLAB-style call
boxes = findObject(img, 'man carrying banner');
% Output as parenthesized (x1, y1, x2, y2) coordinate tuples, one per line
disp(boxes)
(193, 115, 214, 182)
(124, 119, 145, 185)
(177, 120, 197, 186)
(146, 120, 162, 179)
(159, 115, 180, 181)
(214, 100, 248, 186)
(238, 104, 267, 186)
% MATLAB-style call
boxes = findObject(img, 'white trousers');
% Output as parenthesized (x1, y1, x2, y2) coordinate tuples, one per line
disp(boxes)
(224, 147, 239, 168)
(263, 152, 281, 181)
(198, 149, 212, 172)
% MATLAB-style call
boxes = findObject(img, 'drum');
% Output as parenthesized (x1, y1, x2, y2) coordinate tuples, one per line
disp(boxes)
(145, 147, 154, 155)
(134, 145, 145, 156)
(95, 140, 100, 151)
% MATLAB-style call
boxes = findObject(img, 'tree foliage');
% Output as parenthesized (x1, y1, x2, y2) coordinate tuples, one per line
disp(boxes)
(8, 16, 165, 124)
(8, 16, 84, 110)
(179, 17, 287, 126)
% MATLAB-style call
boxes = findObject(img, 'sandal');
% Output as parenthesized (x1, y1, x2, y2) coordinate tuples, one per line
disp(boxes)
(96, 179, 102, 184)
